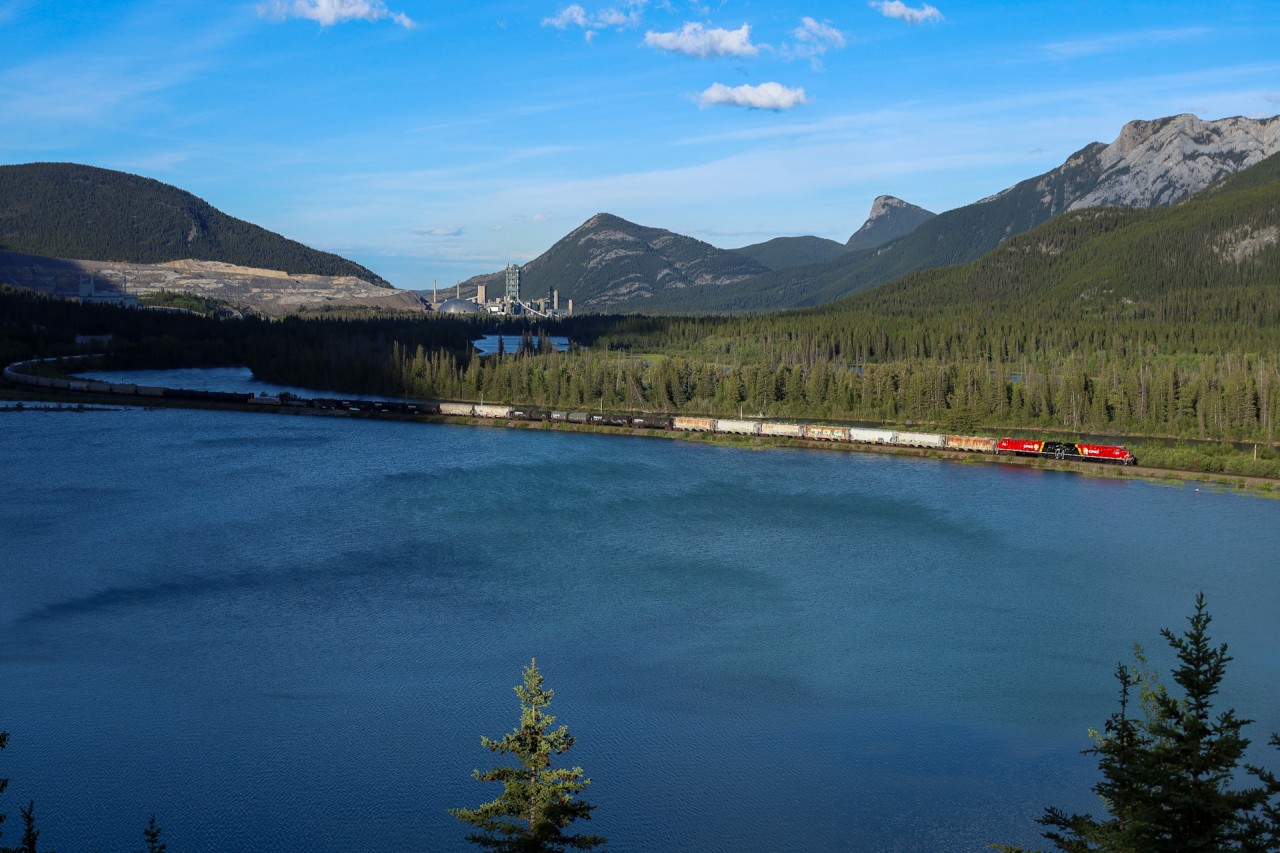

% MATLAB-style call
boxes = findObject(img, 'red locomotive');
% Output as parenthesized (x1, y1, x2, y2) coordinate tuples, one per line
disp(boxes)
(997, 438, 1137, 465)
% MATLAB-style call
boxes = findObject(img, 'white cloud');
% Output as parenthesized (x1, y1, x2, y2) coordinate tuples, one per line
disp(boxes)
(784, 17, 845, 69)
(795, 17, 845, 48)
(697, 82, 810, 111)
(413, 226, 464, 237)
(644, 23, 758, 59)
(544, 4, 589, 28)
(259, 0, 414, 28)
(543, 1, 646, 40)
(1042, 27, 1210, 60)
(870, 1, 943, 26)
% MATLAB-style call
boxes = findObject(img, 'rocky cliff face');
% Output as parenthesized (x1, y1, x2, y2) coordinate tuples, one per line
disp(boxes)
(1065, 114, 1280, 209)
(845, 195, 936, 250)
(998, 113, 1280, 220)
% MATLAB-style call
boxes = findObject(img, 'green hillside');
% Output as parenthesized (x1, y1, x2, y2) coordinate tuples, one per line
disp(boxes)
(730, 235, 849, 270)
(633, 141, 1114, 313)
(515, 213, 770, 308)
(0, 163, 391, 286)
(502, 151, 1280, 449)
(847, 149, 1280, 321)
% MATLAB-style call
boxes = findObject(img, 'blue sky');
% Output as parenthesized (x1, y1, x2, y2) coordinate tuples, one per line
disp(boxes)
(3, 0, 1278, 289)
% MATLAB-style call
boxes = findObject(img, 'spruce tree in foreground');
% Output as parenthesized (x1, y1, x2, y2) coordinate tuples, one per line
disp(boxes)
(1245, 735, 1280, 849)
(1, 729, 8, 845)
(15, 800, 53, 853)
(450, 659, 605, 851)
(996, 594, 1280, 852)
(135, 814, 166, 853)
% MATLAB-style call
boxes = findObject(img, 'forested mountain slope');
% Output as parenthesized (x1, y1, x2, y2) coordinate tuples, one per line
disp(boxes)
(843, 148, 1280, 322)
(460, 212, 770, 308)
(0, 163, 391, 286)
(728, 196, 936, 272)
(612, 113, 1280, 313)
(459, 153, 1273, 445)
(579, 152, 1280, 365)
(729, 235, 848, 270)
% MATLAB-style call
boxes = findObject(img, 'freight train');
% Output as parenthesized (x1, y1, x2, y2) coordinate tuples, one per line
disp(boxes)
(3, 357, 1137, 465)
(996, 437, 1137, 464)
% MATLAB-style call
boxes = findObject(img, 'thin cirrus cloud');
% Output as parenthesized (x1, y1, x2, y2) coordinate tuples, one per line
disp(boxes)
(543, 1, 647, 41)
(644, 23, 759, 59)
(784, 17, 846, 68)
(413, 226, 465, 237)
(870, 0, 943, 26)
(1042, 27, 1211, 60)
(697, 82, 810, 111)
(258, 0, 415, 28)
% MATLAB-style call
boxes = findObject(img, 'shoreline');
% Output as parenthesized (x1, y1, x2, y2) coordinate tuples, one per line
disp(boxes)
(4, 382, 1277, 497)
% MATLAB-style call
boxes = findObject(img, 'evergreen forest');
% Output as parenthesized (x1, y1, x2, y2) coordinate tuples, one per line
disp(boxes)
(3, 154, 1280, 481)
(0, 164, 390, 285)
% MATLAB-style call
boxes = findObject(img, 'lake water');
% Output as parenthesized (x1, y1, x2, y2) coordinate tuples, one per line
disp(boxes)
(473, 334, 570, 356)
(75, 366, 416, 402)
(1, 398, 1278, 852)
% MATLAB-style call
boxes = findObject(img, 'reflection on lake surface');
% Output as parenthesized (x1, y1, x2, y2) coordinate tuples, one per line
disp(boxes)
(1, 400, 1277, 852)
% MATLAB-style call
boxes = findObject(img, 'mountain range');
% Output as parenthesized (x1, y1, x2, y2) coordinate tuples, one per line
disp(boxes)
(469, 112, 1280, 313)
(2, 112, 1277, 317)
(831, 146, 1280, 323)
(728, 196, 937, 271)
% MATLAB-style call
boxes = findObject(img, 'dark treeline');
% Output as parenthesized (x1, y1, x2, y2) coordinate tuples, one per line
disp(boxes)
(5, 283, 1280, 476)
(393, 343, 1280, 444)
(0, 287, 476, 397)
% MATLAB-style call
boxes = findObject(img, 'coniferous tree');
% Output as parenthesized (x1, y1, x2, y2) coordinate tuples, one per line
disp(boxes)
(1031, 662, 1148, 852)
(449, 660, 605, 852)
(998, 595, 1277, 853)
(1244, 735, 1280, 849)
(1130, 594, 1264, 850)
(134, 815, 166, 853)
(14, 800, 53, 853)
(0, 730, 7, 845)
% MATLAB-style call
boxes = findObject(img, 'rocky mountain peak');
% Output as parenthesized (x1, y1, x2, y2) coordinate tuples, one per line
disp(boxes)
(846, 196, 936, 251)
(867, 195, 913, 219)
(1068, 113, 1280, 209)
(467, 212, 770, 309)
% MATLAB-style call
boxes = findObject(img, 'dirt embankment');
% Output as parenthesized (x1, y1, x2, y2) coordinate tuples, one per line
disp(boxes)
(0, 251, 425, 316)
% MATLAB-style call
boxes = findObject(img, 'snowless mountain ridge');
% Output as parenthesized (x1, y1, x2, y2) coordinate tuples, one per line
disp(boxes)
(466, 113, 1280, 311)
(1052, 113, 1280, 211)
(845, 195, 937, 250)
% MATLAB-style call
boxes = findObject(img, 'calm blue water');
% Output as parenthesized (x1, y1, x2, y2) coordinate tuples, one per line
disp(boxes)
(1, 404, 1278, 852)
(474, 334, 571, 356)
(77, 366, 415, 401)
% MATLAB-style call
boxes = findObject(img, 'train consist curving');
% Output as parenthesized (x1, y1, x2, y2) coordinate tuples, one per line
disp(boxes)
(4, 357, 1137, 466)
